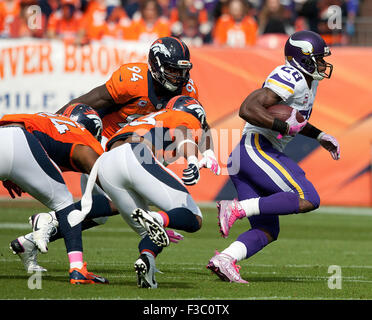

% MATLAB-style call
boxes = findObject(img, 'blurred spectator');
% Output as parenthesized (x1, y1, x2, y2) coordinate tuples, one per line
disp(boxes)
(170, 0, 212, 44)
(123, 0, 140, 18)
(298, 0, 355, 45)
(317, 0, 347, 45)
(0, 0, 21, 37)
(8, 0, 46, 37)
(82, 0, 109, 41)
(47, 0, 85, 44)
(258, 0, 294, 35)
(128, 0, 171, 43)
(157, 0, 173, 17)
(211, 0, 230, 22)
(213, 0, 258, 47)
(102, 4, 132, 40)
(173, 13, 204, 47)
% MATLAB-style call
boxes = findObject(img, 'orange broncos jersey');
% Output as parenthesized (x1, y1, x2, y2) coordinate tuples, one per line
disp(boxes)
(103, 62, 198, 140)
(106, 109, 203, 163)
(213, 14, 258, 47)
(0, 112, 103, 172)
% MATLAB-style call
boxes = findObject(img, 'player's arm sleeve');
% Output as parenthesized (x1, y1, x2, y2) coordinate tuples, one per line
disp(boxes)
(105, 66, 128, 104)
(264, 70, 296, 101)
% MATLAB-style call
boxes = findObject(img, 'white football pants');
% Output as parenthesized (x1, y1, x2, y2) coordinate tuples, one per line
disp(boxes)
(0, 127, 74, 211)
(96, 143, 202, 237)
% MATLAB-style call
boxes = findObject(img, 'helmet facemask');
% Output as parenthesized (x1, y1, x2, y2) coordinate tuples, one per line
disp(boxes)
(152, 56, 192, 92)
(286, 52, 333, 81)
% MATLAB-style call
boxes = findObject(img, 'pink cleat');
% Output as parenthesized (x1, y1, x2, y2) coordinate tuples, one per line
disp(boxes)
(217, 199, 246, 238)
(206, 250, 248, 284)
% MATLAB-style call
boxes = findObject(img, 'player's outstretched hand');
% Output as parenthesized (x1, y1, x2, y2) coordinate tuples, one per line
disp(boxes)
(166, 229, 184, 243)
(317, 132, 340, 160)
(2, 180, 25, 198)
(198, 149, 221, 175)
(182, 156, 200, 185)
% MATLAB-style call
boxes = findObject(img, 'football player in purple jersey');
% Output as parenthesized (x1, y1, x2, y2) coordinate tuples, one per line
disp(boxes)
(207, 30, 340, 283)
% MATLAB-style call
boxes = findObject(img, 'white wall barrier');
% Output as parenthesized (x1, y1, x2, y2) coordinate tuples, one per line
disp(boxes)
(0, 39, 149, 116)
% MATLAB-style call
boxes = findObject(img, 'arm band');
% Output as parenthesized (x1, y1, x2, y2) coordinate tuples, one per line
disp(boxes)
(301, 123, 322, 139)
(272, 118, 289, 135)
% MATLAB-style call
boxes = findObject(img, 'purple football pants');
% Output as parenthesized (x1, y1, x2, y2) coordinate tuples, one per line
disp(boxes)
(228, 133, 320, 240)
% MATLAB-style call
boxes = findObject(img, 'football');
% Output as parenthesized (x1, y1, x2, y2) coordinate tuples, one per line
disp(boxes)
(267, 104, 305, 122)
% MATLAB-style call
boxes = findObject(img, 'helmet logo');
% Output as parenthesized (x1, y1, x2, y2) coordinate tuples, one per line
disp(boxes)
(86, 114, 103, 131)
(151, 43, 171, 58)
(289, 37, 313, 55)
(185, 103, 205, 121)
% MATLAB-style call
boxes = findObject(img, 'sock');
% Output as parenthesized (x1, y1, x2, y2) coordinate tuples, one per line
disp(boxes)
(50, 219, 101, 242)
(239, 198, 260, 217)
(55, 204, 83, 254)
(84, 195, 117, 219)
(221, 241, 247, 261)
(49, 195, 113, 243)
(160, 208, 200, 233)
(259, 192, 299, 215)
(68, 251, 83, 269)
(138, 235, 163, 257)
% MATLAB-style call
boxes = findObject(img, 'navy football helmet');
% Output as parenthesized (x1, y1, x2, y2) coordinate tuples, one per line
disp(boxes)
(166, 95, 206, 130)
(63, 103, 103, 141)
(148, 37, 193, 92)
(284, 31, 333, 80)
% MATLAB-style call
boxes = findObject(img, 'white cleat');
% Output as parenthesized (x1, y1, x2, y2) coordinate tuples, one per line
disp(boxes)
(131, 208, 170, 247)
(10, 234, 47, 273)
(134, 253, 161, 289)
(30, 212, 57, 253)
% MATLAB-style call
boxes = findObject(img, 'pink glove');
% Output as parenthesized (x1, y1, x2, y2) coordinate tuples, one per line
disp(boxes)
(198, 150, 221, 175)
(166, 229, 184, 243)
(277, 109, 307, 139)
(317, 132, 340, 160)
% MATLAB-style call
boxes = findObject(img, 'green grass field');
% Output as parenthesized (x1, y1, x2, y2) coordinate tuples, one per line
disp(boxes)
(1, 201, 372, 301)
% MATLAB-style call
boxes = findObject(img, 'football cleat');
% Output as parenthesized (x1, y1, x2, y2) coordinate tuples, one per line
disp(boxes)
(69, 262, 109, 284)
(134, 253, 160, 289)
(206, 250, 248, 284)
(217, 199, 246, 238)
(131, 208, 170, 247)
(30, 212, 57, 253)
(10, 235, 47, 273)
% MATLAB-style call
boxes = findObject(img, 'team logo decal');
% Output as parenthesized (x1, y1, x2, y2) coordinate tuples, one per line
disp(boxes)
(151, 43, 171, 57)
(289, 37, 314, 55)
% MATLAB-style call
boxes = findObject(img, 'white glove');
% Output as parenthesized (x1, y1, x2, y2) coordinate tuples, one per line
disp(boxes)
(198, 149, 221, 175)
(317, 132, 340, 160)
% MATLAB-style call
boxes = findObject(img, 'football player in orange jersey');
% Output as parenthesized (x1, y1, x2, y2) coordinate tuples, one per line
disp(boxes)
(58, 36, 219, 175)
(74, 96, 209, 288)
(2, 104, 109, 284)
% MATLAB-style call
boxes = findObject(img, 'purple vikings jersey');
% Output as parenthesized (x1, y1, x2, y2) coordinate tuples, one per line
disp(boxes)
(243, 64, 318, 151)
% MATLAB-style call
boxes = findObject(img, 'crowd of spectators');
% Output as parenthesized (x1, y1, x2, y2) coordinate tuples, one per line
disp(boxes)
(0, 0, 361, 47)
